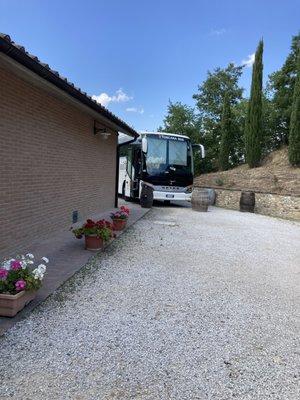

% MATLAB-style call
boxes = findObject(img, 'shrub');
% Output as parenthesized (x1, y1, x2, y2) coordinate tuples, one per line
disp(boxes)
(215, 177, 224, 186)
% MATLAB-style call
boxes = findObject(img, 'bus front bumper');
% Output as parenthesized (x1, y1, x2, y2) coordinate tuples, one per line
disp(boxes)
(153, 190, 192, 202)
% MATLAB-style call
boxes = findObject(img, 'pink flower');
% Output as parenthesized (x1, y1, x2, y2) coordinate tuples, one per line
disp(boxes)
(10, 260, 22, 270)
(0, 268, 8, 280)
(15, 280, 26, 291)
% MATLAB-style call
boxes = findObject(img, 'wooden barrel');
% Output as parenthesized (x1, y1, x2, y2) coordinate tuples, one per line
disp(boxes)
(240, 191, 255, 213)
(205, 188, 216, 205)
(191, 188, 210, 212)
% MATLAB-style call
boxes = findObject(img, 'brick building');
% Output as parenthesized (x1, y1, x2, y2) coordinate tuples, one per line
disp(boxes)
(0, 33, 137, 256)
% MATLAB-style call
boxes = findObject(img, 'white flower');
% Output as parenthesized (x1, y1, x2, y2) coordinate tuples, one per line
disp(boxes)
(32, 263, 47, 281)
(2, 259, 13, 270)
(32, 268, 44, 281)
(1, 261, 10, 270)
(18, 256, 34, 269)
(26, 253, 34, 259)
(41, 257, 49, 264)
(32, 269, 40, 279)
(37, 264, 47, 273)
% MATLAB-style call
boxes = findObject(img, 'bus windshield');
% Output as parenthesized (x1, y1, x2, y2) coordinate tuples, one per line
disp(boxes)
(145, 135, 192, 176)
(169, 139, 188, 165)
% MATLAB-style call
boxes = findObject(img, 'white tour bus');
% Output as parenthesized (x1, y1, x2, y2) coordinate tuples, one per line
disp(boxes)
(118, 132, 204, 208)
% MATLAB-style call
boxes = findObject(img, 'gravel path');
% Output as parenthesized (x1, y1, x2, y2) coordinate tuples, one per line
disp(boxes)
(1, 206, 300, 400)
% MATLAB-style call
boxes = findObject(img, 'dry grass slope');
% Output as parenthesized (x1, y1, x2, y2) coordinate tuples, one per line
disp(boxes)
(195, 147, 300, 196)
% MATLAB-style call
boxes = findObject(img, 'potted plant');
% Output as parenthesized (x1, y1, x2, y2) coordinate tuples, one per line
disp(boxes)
(72, 219, 114, 251)
(0, 253, 49, 317)
(110, 206, 130, 231)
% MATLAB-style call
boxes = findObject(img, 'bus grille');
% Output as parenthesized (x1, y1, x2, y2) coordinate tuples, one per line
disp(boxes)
(155, 186, 185, 192)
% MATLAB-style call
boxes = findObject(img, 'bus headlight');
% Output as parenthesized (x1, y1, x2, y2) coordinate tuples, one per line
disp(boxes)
(186, 185, 193, 193)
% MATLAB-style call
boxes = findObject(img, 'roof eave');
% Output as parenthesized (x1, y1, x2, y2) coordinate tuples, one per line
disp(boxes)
(0, 34, 138, 138)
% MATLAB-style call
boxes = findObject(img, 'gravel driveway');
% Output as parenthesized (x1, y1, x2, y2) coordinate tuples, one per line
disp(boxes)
(1, 206, 300, 400)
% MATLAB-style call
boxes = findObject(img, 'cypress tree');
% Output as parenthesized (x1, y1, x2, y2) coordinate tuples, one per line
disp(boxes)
(219, 93, 232, 170)
(245, 40, 264, 168)
(288, 52, 300, 165)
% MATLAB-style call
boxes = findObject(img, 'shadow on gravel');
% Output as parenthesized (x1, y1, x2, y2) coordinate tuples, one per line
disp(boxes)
(119, 194, 191, 209)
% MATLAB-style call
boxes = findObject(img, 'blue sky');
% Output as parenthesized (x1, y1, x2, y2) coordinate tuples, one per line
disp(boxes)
(0, 0, 299, 131)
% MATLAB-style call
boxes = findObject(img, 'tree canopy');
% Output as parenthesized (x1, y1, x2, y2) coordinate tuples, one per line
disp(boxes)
(158, 101, 199, 143)
(267, 33, 300, 146)
(158, 33, 300, 174)
(193, 63, 244, 172)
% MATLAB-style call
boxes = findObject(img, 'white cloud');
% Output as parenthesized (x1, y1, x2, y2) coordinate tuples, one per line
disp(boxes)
(242, 53, 255, 68)
(209, 28, 227, 36)
(126, 107, 144, 114)
(92, 92, 111, 106)
(92, 88, 132, 107)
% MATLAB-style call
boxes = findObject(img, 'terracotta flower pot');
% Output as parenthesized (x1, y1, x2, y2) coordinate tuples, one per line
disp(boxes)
(0, 290, 37, 317)
(85, 234, 103, 251)
(112, 218, 127, 231)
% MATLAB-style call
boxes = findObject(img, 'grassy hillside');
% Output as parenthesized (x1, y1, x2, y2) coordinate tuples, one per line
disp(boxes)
(195, 147, 300, 196)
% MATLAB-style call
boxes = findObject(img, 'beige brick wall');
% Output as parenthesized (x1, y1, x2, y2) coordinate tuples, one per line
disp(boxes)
(0, 66, 117, 256)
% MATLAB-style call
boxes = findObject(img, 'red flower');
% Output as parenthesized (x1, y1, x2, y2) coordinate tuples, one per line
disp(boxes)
(84, 219, 96, 229)
(120, 206, 130, 215)
(95, 219, 107, 229)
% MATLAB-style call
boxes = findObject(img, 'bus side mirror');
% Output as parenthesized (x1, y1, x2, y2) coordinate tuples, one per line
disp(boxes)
(192, 144, 205, 158)
(142, 137, 148, 153)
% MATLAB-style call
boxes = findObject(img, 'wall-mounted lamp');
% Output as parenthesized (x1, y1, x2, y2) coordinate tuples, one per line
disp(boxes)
(94, 121, 111, 139)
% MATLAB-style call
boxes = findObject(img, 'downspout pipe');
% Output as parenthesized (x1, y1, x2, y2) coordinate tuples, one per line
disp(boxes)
(114, 136, 137, 208)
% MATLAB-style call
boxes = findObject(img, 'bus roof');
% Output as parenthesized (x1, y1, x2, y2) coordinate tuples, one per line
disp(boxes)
(118, 131, 191, 146)
(139, 131, 190, 140)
